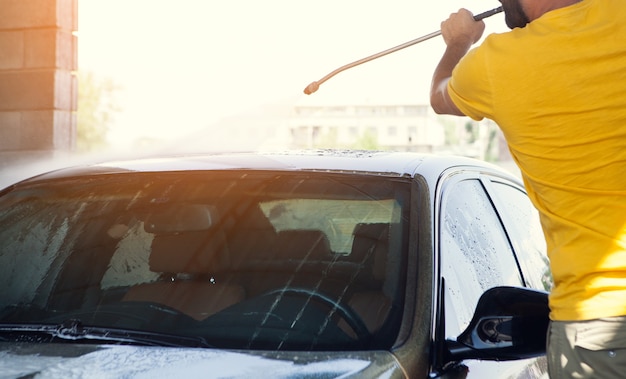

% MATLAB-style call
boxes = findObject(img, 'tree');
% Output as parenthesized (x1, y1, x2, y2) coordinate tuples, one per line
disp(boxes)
(351, 129, 380, 150)
(76, 71, 121, 152)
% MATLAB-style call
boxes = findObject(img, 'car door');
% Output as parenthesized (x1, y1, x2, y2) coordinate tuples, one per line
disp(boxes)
(434, 168, 549, 379)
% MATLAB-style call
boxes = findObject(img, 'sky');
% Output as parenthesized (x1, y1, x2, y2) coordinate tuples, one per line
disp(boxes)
(77, 0, 507, 149)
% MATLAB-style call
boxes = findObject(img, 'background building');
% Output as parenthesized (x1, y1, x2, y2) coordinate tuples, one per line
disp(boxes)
(289, 103, 444, 152)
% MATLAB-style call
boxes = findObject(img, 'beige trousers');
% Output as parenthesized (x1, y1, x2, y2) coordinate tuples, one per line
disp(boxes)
(547, 316, 626, 378)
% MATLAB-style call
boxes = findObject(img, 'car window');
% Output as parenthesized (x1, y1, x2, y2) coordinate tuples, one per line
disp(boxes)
(0, 204, 70, 308)
(0, 171, 411, 351)
(439, 178, 524, 338)
(487, 180, 552, 291)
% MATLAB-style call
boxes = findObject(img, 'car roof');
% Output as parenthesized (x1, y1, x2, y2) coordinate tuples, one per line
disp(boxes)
(12, 150, 513, 189)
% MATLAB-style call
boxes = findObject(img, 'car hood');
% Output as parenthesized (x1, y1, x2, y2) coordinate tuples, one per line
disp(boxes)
(0, 343, 404, 378)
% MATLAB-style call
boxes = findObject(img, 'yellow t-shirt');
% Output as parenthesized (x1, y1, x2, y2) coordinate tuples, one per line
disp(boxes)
(448, 0, 626, 321)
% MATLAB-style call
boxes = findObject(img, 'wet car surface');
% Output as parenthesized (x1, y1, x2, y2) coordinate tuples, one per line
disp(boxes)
(0, 150, 551, 378)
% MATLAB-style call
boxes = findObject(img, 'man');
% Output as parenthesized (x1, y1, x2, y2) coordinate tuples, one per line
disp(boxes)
(430, 0, 626, 377)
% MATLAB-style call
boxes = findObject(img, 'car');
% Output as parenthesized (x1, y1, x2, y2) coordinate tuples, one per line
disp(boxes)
(0, 150, 551, 378)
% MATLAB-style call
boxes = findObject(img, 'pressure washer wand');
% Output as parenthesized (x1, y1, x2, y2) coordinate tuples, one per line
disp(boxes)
(303, 6, 503, 95)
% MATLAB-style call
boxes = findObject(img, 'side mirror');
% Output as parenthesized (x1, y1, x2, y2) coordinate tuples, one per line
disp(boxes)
(447, 286, 549, 361)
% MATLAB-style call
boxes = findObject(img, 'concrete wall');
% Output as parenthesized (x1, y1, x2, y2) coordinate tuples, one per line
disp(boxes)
(0, 0, 77, 169)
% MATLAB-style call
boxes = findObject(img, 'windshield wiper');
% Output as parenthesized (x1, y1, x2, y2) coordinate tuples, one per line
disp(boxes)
(0, 319, 212, 348)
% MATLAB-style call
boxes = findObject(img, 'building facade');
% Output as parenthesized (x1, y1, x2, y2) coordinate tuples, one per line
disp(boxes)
(288, 103, 445, 152)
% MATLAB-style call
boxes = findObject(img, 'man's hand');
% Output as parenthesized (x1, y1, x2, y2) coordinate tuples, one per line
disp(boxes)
(430, 9, 484, 116)
(441, 9, 486, 50)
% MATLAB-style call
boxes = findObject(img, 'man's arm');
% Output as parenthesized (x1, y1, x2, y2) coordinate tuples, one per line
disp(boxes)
(430, 9, 485, 115)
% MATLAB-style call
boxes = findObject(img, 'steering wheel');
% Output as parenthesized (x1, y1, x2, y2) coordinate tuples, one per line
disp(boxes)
(264, 287, 371, 343)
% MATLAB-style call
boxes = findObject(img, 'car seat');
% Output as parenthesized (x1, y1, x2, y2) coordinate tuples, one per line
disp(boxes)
(123, 207, 245, 321)
(345, 223, 393, 333)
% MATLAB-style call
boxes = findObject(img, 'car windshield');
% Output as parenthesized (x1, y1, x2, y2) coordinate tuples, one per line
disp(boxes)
(0, 170, 411, 351)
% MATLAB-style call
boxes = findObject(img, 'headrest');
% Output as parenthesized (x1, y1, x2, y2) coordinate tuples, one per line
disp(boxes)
(274, 230, 331, 261)
(353, 223, 390, 241)
(226, 205, 279, 267)
(148, 230, 228, 274)
(351, 223, 390, 280)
